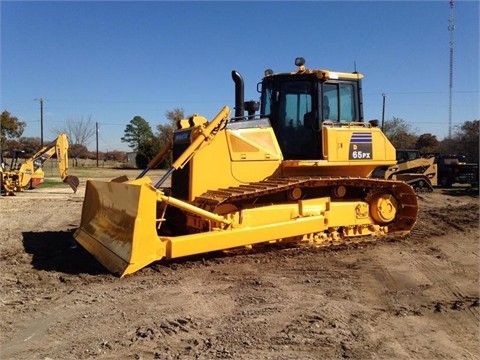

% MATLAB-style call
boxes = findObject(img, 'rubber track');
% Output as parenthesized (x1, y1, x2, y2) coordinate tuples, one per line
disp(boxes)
(193, 176, 418, 235)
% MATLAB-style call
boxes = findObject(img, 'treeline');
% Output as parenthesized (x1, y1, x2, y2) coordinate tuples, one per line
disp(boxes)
(384, 118, 479, 163)
(3, 136, 127, 162)
(120, 115, 479, 167)
(2, 110, 479, 168)
(1, 109, 183, 169)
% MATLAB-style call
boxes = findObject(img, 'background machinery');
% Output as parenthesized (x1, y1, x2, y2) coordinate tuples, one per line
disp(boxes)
(378, 149, 479, 191)
(74, 58, 418, 277)
(1, 133, 79, 195)
(377, 149, 437, 192)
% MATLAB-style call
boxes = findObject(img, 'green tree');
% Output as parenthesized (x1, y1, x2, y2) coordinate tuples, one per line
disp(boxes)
(1, 110, 26, 150)
(437, 137, 456, 155)
(415, 133, 439, 154)
(451, 120, 479, 163)
(121, 116, 161, 168)
(135, 137, 162, 168)
(382, 117, 418, 149)
(436, 120, 479, 163)
(121, 116, 154, 151)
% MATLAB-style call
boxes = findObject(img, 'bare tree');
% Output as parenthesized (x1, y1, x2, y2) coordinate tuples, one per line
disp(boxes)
(154, 108, 185, 169)
(164, 108, 185, 125)
(53, 116, 96, 167)
(53, 116, 96, 147)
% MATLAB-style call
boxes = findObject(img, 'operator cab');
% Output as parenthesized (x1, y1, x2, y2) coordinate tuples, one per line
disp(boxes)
(259, 57, 364, 160)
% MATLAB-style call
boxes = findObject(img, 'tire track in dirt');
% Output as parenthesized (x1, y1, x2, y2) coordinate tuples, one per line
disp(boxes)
(409, 240, 479, 319)
(1, 187, 478, 359)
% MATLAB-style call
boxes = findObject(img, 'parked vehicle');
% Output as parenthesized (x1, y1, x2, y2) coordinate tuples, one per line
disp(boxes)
(427, 153, 479, 188)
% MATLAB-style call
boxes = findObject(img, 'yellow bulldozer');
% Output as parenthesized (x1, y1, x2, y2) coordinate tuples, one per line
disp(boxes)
(1, 133, 79, 195)
(74, 58, 418, 277)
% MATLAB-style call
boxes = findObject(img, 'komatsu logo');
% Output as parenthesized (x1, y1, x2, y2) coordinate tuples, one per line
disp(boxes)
(349, 132, 372, 160)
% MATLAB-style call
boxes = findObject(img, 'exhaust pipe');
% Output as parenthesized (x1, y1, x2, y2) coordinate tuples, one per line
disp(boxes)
(231, 70, 244, 118)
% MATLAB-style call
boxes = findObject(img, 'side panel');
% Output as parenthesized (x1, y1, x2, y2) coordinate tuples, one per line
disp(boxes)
(174, 121, 283, 201)
(228, 126, 283, 182)
(276, 124, 398, 177)
(322, 125, 396, 163)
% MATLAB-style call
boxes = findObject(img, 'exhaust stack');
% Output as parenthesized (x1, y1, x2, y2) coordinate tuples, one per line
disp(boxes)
(231, 70, 244, 118)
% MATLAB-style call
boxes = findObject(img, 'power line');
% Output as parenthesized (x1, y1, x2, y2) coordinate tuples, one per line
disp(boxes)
(363, 90, 478, 96)
(98, 132, 118, 152)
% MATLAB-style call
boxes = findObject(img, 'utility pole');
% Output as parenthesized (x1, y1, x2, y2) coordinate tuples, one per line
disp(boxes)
(381, 93, 386, 131)
(448, 0, 455, 139)
(96, 122, 99, 167)
(34, 98, 44, 147)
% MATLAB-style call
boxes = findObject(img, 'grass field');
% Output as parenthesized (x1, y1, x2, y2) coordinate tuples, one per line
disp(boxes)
(36, 158, 167, 191)
(44, 166, 166, 179)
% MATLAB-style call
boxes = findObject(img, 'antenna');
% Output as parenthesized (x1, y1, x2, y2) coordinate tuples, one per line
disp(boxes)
(448, 0, 455, 139)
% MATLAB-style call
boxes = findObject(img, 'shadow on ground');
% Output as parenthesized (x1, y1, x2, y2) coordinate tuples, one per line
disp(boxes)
(441, 187, 479, 197)
(22, 230, 108, 275)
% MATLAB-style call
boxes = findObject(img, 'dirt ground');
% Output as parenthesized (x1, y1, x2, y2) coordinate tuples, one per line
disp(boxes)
(0, 179, 479, 360)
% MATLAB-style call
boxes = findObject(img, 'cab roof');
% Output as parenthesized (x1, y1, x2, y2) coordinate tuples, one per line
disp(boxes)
(264, 57, 364, 80)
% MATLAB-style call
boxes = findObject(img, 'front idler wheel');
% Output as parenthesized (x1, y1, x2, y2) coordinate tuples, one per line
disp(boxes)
(369, 192, 398, 223)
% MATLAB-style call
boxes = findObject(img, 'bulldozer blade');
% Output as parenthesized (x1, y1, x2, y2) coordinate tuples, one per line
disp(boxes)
(64, 175, 80, 193)
(111, 175, 129, 183)
(73, 177, 166, 277)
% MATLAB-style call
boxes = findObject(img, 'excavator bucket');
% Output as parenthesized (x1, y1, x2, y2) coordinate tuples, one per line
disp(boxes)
(74, 177, 166, 277)
(64, 175, 80, 193)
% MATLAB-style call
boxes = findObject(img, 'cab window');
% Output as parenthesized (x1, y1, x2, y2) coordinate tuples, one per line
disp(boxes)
(323, 82, 356, 122)
(275, 81, 316, 158)
(279, 81, 312, 129)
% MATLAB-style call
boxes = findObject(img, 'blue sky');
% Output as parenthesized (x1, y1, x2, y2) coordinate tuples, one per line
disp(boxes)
(1, 0, 478, 152)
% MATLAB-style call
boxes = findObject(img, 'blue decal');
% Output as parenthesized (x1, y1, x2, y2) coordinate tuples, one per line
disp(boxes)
(349, 132, 373, 160)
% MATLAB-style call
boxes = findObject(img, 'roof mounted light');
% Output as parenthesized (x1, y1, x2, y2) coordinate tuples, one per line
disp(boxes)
(264, 69, 274, 76)
(295, 57, 305, 67)
(295, 57, 306, 72)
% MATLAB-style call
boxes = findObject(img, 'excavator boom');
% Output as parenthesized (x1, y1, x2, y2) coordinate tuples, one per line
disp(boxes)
(1, 133, 79, 195)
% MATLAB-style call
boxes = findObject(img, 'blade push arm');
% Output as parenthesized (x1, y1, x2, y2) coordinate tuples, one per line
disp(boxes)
(154, 106, 230, 188)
